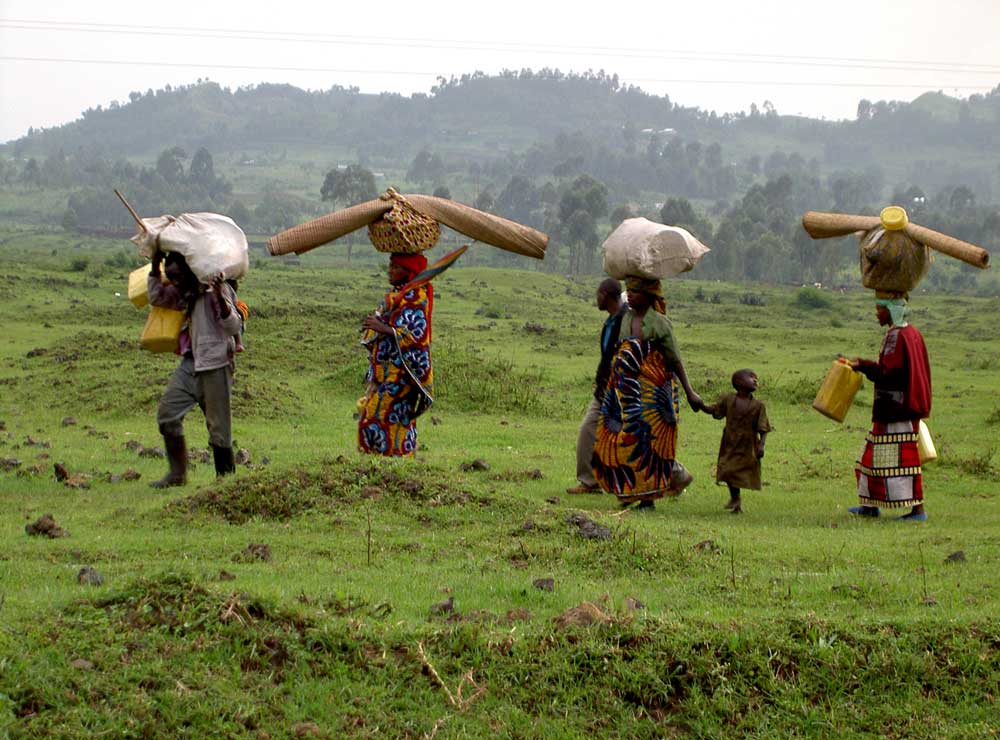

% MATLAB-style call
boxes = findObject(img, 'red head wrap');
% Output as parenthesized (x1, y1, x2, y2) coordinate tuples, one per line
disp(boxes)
(389, 252, 428, 280)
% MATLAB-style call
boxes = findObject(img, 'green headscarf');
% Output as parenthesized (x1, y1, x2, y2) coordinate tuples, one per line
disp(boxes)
(876, 297, 910, 327)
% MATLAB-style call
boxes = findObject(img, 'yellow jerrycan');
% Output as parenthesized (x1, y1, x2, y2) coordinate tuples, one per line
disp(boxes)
(128, 263, 153, 308)
(813, 358, 863, 422)
(140, 305, 185, 353)
(917, 420, 937, 464)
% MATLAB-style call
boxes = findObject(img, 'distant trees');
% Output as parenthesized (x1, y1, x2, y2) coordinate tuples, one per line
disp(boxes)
(156, 147, 187, 184)
(320, 164, 376, 205)
(54, 146, 235, 233)
(319, 164, 377, 261)
(558, 174, 608, 273)
(609, 203, 634, 228)
(659, 197, 712, 242)
(255, 190, 309, 233)
(407, 148, 445, 184)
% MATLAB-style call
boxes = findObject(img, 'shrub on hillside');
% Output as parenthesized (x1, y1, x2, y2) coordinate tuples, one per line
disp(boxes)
(794, 287, 833, 310)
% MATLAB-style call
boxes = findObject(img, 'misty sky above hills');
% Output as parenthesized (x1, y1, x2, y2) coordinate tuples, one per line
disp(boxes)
(1, 0, 998, 144)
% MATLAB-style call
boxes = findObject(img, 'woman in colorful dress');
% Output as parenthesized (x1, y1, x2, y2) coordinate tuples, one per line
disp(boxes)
(849, 292, 931, 520)
(358, 252, 434, 456)
(592, 276, 703, 510)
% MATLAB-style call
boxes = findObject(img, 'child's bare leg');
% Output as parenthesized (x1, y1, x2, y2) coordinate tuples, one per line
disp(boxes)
(724, 485, 742, 512)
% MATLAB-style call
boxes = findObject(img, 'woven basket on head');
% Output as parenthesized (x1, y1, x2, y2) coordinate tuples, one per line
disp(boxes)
(368, 189, 440, 253)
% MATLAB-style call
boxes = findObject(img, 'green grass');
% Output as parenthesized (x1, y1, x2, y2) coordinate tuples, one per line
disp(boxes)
(1, 229, 999, 737)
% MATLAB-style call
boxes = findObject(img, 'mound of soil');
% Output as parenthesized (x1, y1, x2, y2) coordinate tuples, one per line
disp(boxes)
(88, 573, 306, 637)
(565, 513, 612, 540)
(233, 543, 272, 563)
(167, 460, 489, 524)
(553, 602, 613, 631)
(25, 514, 68, 538)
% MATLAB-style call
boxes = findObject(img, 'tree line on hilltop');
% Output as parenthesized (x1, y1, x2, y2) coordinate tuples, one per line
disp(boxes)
(1, 73, 998, 293)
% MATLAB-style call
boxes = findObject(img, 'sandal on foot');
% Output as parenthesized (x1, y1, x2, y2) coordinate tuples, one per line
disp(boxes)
(896, 511, 928, 522)
(848, 506, 880, 518)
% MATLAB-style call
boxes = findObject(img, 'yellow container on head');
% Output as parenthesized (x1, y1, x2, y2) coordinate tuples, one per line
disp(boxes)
(128, 263, 153, 308)
(880, 205, 909, 231)
(813, 358, 863, 422)
(140, 305, 185, 353)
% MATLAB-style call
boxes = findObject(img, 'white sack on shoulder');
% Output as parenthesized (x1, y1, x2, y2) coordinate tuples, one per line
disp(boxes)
(602, 217, 710, 280)
(131, 212, 249, 283)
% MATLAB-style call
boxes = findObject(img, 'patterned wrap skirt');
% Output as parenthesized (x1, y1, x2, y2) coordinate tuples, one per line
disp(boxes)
(593, 338, 683, 503)
(855, 419, 923, 508)
(358, 285, 433, 457)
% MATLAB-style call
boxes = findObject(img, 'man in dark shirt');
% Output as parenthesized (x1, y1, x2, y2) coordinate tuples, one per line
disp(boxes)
(566, 278, 627, 494)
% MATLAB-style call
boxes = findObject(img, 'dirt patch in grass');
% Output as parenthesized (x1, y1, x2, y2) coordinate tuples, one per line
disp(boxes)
(166, 458, 499, 524)
(87, 573, 305, 635)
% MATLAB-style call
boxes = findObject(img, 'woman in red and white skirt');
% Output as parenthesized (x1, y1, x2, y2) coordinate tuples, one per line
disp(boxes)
(850, 291, 932, 521)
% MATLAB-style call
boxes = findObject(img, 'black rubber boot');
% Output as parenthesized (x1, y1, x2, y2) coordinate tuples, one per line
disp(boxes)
(150, 433, 187, 488)
(212, 445, 235, 477)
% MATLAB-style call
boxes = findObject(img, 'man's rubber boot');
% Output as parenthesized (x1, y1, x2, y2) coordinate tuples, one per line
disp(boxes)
(150, 434, 187, 488)
(212, 445, 236, 477)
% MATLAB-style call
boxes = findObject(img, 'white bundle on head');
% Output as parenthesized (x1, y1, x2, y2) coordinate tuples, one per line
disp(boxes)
(132, 212, 249, 283)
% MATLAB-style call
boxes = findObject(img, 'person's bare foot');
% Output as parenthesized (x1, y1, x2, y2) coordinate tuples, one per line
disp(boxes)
(565, 484, 598, 494)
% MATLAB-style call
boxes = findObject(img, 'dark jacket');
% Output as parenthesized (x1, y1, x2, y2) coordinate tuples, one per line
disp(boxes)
(594, 305, 628, 400)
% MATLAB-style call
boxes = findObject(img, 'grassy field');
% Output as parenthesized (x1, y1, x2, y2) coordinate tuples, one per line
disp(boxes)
(1, 228, 999, 737)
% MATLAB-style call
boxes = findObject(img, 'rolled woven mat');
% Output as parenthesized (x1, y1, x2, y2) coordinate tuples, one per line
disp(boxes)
(404, 194, 548, 259)
(803, 211, 990, 269)
(268, 192, 549, 259)
(266, 199, 391, 256)
(903, 222, 990, 269)
(802, 211, 880, 239)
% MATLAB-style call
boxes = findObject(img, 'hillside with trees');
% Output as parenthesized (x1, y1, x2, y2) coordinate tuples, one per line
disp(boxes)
(1, 72, 997, 293)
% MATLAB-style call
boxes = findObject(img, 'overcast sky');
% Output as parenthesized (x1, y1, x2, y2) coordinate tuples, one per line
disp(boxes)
(1, 0, 998, 144)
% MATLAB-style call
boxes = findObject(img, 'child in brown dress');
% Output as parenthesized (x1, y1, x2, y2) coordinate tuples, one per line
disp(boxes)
(701, 369, 771, 514)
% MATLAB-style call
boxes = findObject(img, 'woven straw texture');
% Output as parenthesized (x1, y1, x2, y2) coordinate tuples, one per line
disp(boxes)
(802, 210, 990, 270)
(267, 191, 549, 259)
(368, 191, 441, 253)
(266, 199, 391, 255)
(404, 194, 548, 259)
(903, 223, 990, 269)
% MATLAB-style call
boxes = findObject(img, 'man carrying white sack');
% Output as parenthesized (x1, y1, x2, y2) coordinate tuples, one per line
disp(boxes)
(147, 249, 245, 487)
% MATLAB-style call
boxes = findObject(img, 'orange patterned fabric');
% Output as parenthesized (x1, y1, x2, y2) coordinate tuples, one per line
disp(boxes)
(592, 338, 682, 503)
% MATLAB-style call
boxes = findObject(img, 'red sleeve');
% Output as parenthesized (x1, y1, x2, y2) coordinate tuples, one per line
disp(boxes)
(900, 325, 932, 418)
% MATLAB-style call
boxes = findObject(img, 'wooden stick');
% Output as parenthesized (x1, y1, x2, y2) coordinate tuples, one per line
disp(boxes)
(114, 189, 145, 231)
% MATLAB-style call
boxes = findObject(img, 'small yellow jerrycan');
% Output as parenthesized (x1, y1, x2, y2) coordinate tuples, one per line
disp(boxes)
(128, 263, 153, 308)
(140, 305, 185, 353)
(813, 358, 863, 422)
(917, 420, 937, 464)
